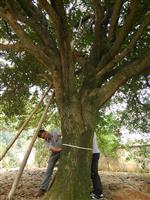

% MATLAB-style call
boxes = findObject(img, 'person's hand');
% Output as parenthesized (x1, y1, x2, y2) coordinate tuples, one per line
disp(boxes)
(50, 146, 62, 153)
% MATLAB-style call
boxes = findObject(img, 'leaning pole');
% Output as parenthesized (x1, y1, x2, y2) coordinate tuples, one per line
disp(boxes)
(8, 94, 53, 200)
(0, 87, 50, 161)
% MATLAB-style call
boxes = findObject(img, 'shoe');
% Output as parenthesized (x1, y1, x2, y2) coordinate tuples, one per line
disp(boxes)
(90, 192, 104, 199)
(35, 189, 46, 197)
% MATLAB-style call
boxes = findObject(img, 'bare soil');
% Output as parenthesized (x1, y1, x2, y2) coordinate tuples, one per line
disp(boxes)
(0, 169, 149, 200)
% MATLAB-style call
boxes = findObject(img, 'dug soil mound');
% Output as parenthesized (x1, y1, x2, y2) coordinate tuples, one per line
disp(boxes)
(0, 169, 149, 200)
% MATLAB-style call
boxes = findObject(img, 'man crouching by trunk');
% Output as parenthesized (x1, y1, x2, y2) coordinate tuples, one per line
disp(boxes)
(36, 129, 62, 197)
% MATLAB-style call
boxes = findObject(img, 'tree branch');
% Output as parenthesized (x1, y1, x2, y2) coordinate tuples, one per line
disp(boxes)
(37, 0, 59, 29)
(0, 42, 25, 51)
(16, 0, 57, 52)
(89, 0, 104, 66)
(37, 74, 53, 86)
(99, 0, 138, 68)
(50, 1, 75, 94)
(108, 0, 123, 42)
(92, 0, 103, 36)
(96, 13, 150, 80)
(0, 10, 58, 70)
(74, 14, 92, 29)
(91, 51, 150, 107)
(110, 0, 138, 55)
(38, 1, 75, 96)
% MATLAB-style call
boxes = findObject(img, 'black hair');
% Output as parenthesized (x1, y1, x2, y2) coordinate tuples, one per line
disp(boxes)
(38, 129, 46, 137)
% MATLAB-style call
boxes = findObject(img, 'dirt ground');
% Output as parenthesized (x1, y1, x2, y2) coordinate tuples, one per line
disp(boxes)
(0, 169, 150, 200)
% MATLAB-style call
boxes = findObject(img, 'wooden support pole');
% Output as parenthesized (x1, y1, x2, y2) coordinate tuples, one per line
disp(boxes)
(0, 87, 51, 161)
(8, 94, 53, 200)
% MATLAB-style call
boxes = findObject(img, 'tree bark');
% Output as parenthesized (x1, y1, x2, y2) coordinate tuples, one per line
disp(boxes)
(45, 142, 92, 200)
(44, 96, 95, 200)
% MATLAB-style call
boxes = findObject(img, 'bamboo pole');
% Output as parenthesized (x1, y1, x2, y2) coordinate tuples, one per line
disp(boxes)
(0, 87, 51, 161)
(8, 94, 53, 200)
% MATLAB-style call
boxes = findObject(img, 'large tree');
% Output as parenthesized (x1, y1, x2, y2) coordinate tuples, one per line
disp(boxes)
(0, 1, 150, 200)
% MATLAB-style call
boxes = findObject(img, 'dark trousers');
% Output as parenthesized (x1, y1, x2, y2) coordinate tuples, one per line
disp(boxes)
(91, 153, 103, 195)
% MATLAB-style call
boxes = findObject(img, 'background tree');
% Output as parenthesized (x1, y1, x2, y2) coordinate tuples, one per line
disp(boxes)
(0, 1, 150, 200)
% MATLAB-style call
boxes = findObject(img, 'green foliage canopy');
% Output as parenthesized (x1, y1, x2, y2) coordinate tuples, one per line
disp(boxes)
(0, 0, 150, 133)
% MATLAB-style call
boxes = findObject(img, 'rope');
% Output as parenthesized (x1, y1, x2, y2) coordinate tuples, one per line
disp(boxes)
(62, 143, 92, 151)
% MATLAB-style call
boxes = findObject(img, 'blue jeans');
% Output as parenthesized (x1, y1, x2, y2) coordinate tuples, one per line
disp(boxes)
(91, 153, 103, 195)
(40, 152, 60, 191)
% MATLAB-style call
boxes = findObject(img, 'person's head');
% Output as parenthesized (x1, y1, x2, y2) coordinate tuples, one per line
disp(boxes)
(38, 129, 50, 140)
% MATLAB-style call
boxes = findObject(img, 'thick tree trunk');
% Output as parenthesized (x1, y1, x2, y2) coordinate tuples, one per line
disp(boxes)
(44, 145, 92, 200)
(44, 99, 96, 200)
